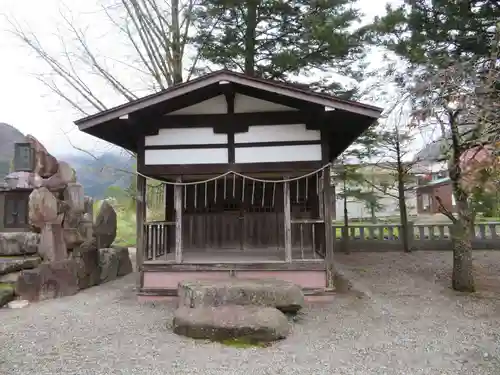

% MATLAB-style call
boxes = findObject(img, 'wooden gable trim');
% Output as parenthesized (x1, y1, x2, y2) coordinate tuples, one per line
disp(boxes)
(75, 71, 382, 130)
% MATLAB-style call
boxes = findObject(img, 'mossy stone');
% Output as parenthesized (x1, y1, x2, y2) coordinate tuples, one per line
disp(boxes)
(0, 284, 14, 307)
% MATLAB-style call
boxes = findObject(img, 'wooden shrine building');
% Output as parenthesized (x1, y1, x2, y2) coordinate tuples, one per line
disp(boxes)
(75, 70, 382, 297)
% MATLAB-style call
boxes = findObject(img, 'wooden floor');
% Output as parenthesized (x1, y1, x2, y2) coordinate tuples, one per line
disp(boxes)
(146, 247, 322, 263)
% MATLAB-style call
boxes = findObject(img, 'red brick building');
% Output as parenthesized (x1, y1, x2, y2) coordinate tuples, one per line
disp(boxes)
(416, 176, 455, 214)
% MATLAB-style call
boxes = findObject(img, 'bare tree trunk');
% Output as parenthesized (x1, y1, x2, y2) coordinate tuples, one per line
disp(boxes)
(449, 180, 475, 291)
(342, 177, 350, 254)
(398, 179, 410, 252)
(369, 174, 376, 223)
(450, 214, 475, 292)
(244, 0, 258, 76)
(370, 203, 376, 224)
(449, 113, 475, 292)
(395, 135, 411, 252)
(171, 0, 183, 85)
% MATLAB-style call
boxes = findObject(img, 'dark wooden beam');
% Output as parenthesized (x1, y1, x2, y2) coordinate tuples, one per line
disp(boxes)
(323, 164, 334, 288)
(136, 173, 147, 287)
(142, 260, 326, 272)
(138, 161, 323, 176)
(86, 118, 138, 151)
(320, 129, 335, 288)
(283, 179, 292, 262)
(156, 110, 325, 130)
(143, 140, 321, 150)
(142, 109, 368, 134)
(222, 83, 235, 114)
(223, 83, 236, 163)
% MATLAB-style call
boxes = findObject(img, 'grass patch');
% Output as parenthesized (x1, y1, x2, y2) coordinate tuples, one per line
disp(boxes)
(94, 199, 137, 247)
(114, 210, 137, 247)
(478, 217, 500, 223)
(333, 226, 401, 239)
(0, 283, 14, 291)
(219, 337, 270, 348)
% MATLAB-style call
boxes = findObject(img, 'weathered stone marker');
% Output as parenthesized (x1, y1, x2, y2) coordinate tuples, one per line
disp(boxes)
(173, 279, 304, 343)
(178, 279, 305, 314)
(94, 201, 117, 248)
(15, 259, 79, 301)
(173, 305, 291, 343)
(73, 240, 100, 290)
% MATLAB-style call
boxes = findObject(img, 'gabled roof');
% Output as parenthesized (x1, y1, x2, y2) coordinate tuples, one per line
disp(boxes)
(75, 69, 382, 130)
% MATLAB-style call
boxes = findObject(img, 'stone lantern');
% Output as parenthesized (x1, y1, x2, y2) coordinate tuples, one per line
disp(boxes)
(0, 142, 35, 232)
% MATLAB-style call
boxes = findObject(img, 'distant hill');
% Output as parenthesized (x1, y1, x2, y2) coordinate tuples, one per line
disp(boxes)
(59, 152, 134, 199)
(0, 122, 133, 198)
(0, 122, 26, 178)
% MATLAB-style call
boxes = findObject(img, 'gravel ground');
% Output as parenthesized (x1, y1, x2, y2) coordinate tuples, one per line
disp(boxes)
(2, 251, 500, 375)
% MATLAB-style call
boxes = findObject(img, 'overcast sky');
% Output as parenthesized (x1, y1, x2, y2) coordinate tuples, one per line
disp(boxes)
(0, 0, 401, 157)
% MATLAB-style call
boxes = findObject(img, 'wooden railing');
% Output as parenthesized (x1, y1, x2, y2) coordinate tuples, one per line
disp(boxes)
(291, 219, 325, 260)
(144, 221, 174, 261)
(144, 218, 327, 261)
(332, 222, 500, 251)
(145, 220, 500, 259)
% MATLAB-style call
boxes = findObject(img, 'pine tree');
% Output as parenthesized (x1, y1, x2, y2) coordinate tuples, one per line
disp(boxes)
(368, 0, 500, 67)
(334, 128, 384, 253)
(192, 0, 366, 92)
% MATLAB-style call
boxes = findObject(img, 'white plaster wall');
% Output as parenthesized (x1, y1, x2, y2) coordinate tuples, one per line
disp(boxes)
(234, 94, 296, 113)
(235, 144, 322, 163)
(144, 148, 228, 165)
(167, 92, 296, 115)
(234, 124, 320, 144)
(169, 95, 227, 115)
(334, 191, 418, 220)
(145, 128, 227, 146)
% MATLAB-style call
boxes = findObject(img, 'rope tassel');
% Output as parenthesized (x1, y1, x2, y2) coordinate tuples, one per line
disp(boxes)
(251, 180, 256, 205)
(261, 182, 266, 207)
(272, 182, 276, 208)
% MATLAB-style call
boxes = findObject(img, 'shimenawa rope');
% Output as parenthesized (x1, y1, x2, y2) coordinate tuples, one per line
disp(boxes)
(136, 163, 331, 186)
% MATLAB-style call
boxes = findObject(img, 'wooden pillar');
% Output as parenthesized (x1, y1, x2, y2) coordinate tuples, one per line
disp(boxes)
(311, 175, 324, 257)
(136, 173, 146, 288)
(332, 184, 336, 221)
(164, 184, 175, 254)
(283, 180, 292, 262)
(174, 177, 183, 263)
(323, 166, 335, 288)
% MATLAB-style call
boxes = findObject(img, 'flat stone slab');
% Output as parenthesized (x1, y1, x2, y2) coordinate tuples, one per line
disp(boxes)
(178, 279, 305, 313)
(0, 232, 39, 256)
(0, 271, 21, 285)
(173, 305, 291, 342)
(0, 256, 41, 276)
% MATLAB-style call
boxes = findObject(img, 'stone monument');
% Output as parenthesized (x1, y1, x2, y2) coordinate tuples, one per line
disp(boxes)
(0, 136, 132, 306)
